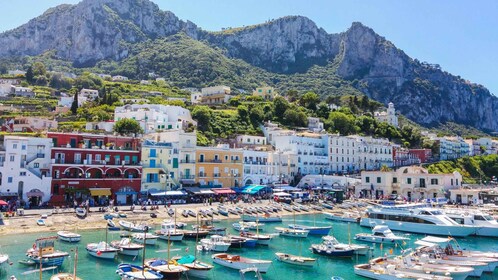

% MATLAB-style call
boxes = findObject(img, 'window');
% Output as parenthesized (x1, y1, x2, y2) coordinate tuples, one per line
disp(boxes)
(393, 177, 398, 183)
(13, 144, 17, 149)
(8, 177, 13, 183)
(10, 155, 15, 162)
(20, 172, 26, 176)
(407, 178, 412, 184)
(430, 178, 438, 185)
(366, 177, 370, 183)
(34, 163, 39, 168)
(22, 145, 26, 150)
(377, 177, 381, 183)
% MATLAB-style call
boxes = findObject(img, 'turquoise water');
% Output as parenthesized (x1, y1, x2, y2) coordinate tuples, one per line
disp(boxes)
(1, 214, 498, 279)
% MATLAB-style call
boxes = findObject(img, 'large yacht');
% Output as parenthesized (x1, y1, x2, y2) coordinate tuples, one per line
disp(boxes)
(444, 208, 498, 237)
(360, 204, 478, 237)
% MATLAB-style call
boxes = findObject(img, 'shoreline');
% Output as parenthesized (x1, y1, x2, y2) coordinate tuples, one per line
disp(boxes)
(0, 202, 348, 237)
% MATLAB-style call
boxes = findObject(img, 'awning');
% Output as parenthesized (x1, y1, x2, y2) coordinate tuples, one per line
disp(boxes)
(151, 191, 187, 196)
(115, 191, 137, 195)
(184, 187, 202, 194)
(89, 188, 112, 196)
(200, 190, 215, 195)
(212, 188, 236, 194)
(273, 192, 292, 197)
(273, 186, 300, 192)
(414, 240, 437, 247)
(26, 190, 45, 197)
(242, 185, 268, 195)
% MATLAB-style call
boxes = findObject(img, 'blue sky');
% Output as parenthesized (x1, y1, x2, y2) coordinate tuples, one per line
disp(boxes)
(1, 0, 497, 95)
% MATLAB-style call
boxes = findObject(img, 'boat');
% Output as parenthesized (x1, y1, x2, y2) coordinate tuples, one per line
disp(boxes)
(118, 212, 127, 218)
(57, 231, 81, 243)
(173, 255, 213, 279)
(182, 210, 189, 218)
(282, 204, 293, 212)
(167, 208, 175, 217)
(107, 220, 120, 231)
(116, 263, 163, 280)
(199, 235, 231, 252)
(26, 236, 69, 266)
(229, 208, 239, 215)
(242, 214, 282, 223)
(360, 204, 478, 237)
(321, 202, 334, 210)
(275, 252, 316, 267)
(322, 235, 371, 255)
(310, 236, 355, 258)
(275, 227, 309, 238)
(411, 248, 488, 277)
(0, 254, 9, 269)
(86, 225, 119, 259)
(218, 207, 229, 216)
(354, 225, 410, 244)
(104, 213, 119, 220)
(144, 259, 188, 280)
(324, 211, 360, 223)
(382, 256, 474, 280)
(155, 222, 184, 241)
(182, 229, 210, 239)
(111, 238, 144, 256)
(239, 231, 272, 246)
(354, 262, 453, 280)
(188, 210, 197, 217)
(210, 208, 219, 215)
(37, 219, 46, 226)
(18, 259, 36, 266)
(232, 221, 264, 232)
(445, 208, 498, 237)
(239, 267, 263, 280)
(118, 220, 149, 232)
(288, 224, 331, 235)
(132, 233, 159, 245)
(75, 207, 86, 218)
(50, 247, 82, 280)
(225, 234, 257, 248)
(192, 219, 226, 235)
(212, 253, 272, 273)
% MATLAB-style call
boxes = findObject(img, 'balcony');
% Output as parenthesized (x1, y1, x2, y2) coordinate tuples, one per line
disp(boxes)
(198, 172, 208, 178)
(213, 173, 221, 178)
(180, 175, 195, 180)
(206, 159, 222, 163)
(36, 153, 45, 158)
(180, 160, 196, 164)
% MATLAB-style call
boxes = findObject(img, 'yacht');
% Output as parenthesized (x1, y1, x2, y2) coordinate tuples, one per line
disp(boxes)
(360, 205, 477, 237)
(444, 208, 498, 237)
(354, 225, 410, 244)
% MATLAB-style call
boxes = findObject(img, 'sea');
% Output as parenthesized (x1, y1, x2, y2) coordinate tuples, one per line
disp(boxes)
(1, 214, 498, 280)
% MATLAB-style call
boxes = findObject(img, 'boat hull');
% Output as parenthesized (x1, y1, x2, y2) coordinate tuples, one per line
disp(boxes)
(57, 233, 81, 243)
(275, 253, 315, 267)
(311, 246, 354, 257)
(118, 248, 142, 256)
(360, 218, 476, 237)
(86, 248, 116, 259)
(132, 237, 157, 245)
(28, 256, 66, 266)
(242, 214, 282, 223)
(354, 234, 408, 244)
(288, 224, 331, 235)
(212, 254, 272, 273)
(157, 233, 184, 242)
(116, 264, 163, 280)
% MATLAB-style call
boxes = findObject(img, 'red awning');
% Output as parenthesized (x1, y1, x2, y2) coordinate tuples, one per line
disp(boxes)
(212, 188, 236, 194)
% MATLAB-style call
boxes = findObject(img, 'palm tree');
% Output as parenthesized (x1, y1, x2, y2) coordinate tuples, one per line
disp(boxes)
(380, 165, 391, 172)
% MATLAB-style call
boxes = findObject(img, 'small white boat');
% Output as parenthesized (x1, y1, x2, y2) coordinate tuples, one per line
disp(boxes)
(354, 225, 410, 244)
(37, 219, 46, 226)
(324, 211, 360, 223)
(57, 231, 81, 243)
(132, 233, 158, 245)
(75, 207, 86, 218)
(145, 258, 189, 280)
(322, 235, 371, 255)
(199, 235, 231, 252)
(155, 222, 184, 241)
(86, 241, 118, 259)
(50, 273, 82, 280)
(354, 262, 453, 280)
(387, 256, 474, 280)
(232, 221, 265, 232)
(242, 214, 282, 223)
(288, 224, 331, 235)
(275, 252, 316, 267)
(212, 253, 272, 273)
(111, 238, 144, 256)
(116, 263, 163, 280)
(0, 254, 10, 269)
(239, 232, 272, 246)
(118, 220, 149, 232)
(173, 255, 213, 279)
(275, 227, 309, 238)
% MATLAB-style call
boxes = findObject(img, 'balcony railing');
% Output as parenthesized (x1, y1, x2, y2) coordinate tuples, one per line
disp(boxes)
(180, 160, 196, 164)
(213, 173, 221, 177)
(198, 172, 208, 178)
(180, 175, 195, 179)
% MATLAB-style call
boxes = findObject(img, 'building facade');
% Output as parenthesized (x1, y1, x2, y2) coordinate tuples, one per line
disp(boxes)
(374, 102, 398, 128)
(252, 86, 275, 100)
(195, 145, 243, 188)
(242, 150, 271, 186)
(200, 86, 231, 105)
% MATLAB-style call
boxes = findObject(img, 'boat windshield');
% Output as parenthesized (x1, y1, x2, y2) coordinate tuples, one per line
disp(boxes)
(428, 210, 443, 215)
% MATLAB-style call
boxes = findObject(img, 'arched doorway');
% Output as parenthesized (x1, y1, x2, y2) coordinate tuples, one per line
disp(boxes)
(245, 179, 253, 186)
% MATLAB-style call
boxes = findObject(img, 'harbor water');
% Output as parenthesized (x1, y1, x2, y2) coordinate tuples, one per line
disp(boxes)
(1, 214, 498, 279)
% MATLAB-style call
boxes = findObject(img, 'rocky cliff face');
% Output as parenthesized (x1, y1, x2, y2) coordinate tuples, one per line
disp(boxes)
(0, 0, 199, 66)
(0, 0, 497, 131)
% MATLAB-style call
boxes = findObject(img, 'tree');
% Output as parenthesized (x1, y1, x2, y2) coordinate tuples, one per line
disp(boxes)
(70, 91, 79, 115)
(286, 89, 299, 102)
(299, 91, 320, 111)
(316, 102, 331, 119)
(32, 62, 47, 77)
(114, 118, 143, 136)
(26, 66, 34, 84)
(249, 105, 264, 125)
(0, 64, 7, 75)
(273, 96, 289, 119)
(192, 106, 212, 132)
(237, 105, 249, 121)
(328, 111, 358, 135)
(283, 108, 307, 127)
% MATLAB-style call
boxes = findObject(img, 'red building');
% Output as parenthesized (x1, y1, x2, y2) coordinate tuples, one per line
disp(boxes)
(47, 132, 142, 206)
(408, 149, 433, 163)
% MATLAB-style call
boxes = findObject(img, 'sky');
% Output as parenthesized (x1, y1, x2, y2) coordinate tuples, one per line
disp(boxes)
(0, 0, 497, 95)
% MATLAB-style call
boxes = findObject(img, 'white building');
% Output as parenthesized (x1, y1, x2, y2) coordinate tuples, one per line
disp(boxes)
(357, 166, 462, 201)
(190, 92, 202, 104)
(328, 134, 358, 174)
(114, 104, 194, 134)
(58, 93, 88, 107)
(11, 86, 35, 97)
(85, 121, 115, 132)
(112, 75, 129, 82)
(121, 98, 150, 104)
(268, 150, 298, 185)
(308, 117, 324, 132)
(374, 102, 398, 128)
(8, 69, 26, 76)
(297, 174, 360, 189)
(243, 150, 271, 186)
(2, 117, 58, 132)
(0, 136, 52, 204)
(353, 136, 394, 171)
(80, 88, 99, 100)
(200, 85, 231, 105)
(235, 135, 267, 147)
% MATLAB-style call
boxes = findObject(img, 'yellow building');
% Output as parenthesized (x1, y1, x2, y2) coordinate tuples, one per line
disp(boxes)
(195, 145, 243, 188)
(252, 86, 275, 100)
(141, 141, 177, 193)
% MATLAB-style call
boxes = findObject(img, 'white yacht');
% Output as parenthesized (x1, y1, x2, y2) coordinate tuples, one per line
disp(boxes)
(360, 205, 477, 237)
(155, 222, 184, 241)
(444, 208, 498, 237)
(354, 225, 410, 244)
(199, 235, 231, 252)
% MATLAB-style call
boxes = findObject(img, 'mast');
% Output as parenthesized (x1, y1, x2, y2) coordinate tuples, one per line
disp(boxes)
(174, 209, 177, 234)
(142, 227, 147, 277)
(195, 211, 199, 259)
(73, 247, 78, 280)
(105, 224, 108, 250)
(38, 243, 42, 280)
(167, 225, 171, 269)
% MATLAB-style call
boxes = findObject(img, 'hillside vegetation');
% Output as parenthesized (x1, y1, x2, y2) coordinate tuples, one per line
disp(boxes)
(427, 155, 498, 184)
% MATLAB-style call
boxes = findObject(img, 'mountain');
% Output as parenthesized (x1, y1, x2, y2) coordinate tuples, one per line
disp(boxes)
(0, 0, 497, 132)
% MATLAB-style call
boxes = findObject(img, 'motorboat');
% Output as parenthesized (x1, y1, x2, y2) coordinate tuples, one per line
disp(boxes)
(212, 253, 272, 273)
(382, 256, 474, 280)
(321, 202, 334, 210)
(118, 220, 149, 232)
(57, 231, 81, 243)
(232, 221, 264, 232)
(192, 219, 226, 235)
(110, 238, 144, 256)
(282, 204, 293, 212)
(182, 210, 189, 218)
(132, 232, 159, 245)
(107, 220, 120, 231)
(321, 236, 371, 255)
(0, 254, 9, 269)
(210, 208, 219, 215)
(144, 258, 189, 280)
(155, 222, 184, 241)
(242, 214, 282, 223)
(199, 235, 231, 252)
(86, 242, 119, 259)
(275, 227, 309, 238)
(182, 229, 210, 239)
(26, 237, 69, 266)
(37, 219, 46, 226)
(225, 234, 257, 248)
(288, 224, 331, 235)
(173, 255, 213, 279)
(239, 231, 272, 246)
(167, 208, 175, 217)
(75, 207, 86, 218)
(218, 206, 229, 216)
(229, 208, 239, 215)
(354, 262, 453, 280)
(354, 225, 410, 244)
(445, 208, 498, 237)
(116, 263, 163, 280)
(324, 211, 360, 223)
(188, 210, 197, 217)
(275, 252, 316, 267)
(411, 249, 488, 277)
(360, 205, 477, 237)
(310, 237, 355, 258)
